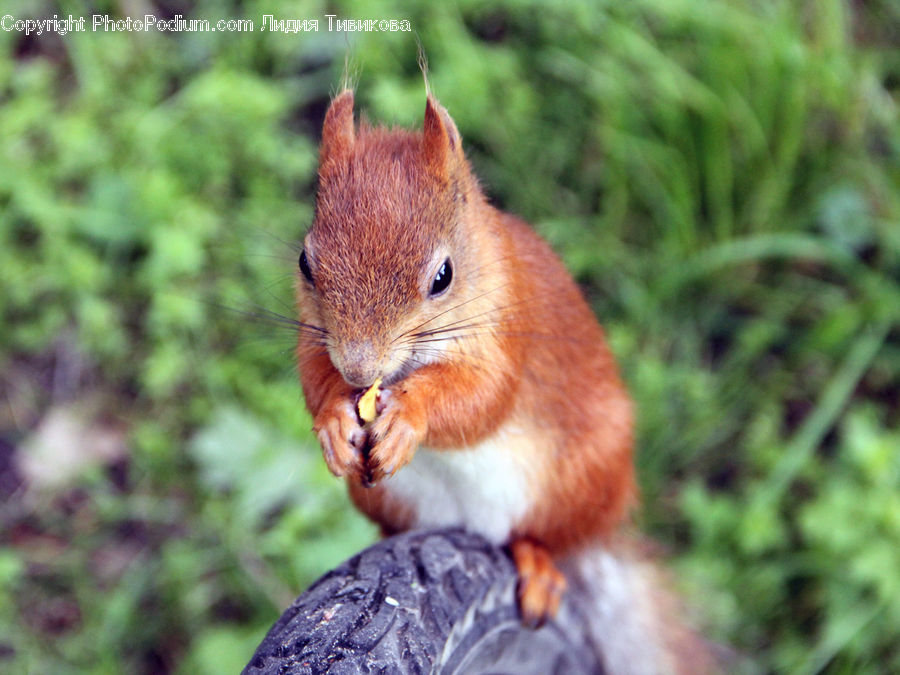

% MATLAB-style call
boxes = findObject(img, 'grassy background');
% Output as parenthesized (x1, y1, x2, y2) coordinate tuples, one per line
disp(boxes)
(1, 0, 899, 672)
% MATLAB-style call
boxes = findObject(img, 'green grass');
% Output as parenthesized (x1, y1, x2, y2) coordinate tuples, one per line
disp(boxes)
(1, 0, 898, 672)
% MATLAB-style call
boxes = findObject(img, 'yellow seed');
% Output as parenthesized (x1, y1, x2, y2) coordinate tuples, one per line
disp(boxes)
(357, 377, 382, 423)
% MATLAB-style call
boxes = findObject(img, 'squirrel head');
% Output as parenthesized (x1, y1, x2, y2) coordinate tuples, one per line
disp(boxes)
(298, 89, 504, 388)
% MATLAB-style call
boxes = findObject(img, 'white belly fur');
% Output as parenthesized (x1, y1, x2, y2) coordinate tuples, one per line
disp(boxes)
(383, 427, 534, 544)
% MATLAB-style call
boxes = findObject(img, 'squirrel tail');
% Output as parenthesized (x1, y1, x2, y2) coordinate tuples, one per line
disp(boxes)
(559, 541, 723, 675)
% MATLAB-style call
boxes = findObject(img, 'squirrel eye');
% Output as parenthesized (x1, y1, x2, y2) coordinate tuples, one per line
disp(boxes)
(298, 249, 314, 286)
(430, 258, 453, 297)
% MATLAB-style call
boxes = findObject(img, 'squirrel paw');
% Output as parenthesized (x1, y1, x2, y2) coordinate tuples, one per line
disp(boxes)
(510, 538, 567, 629)
(365, 388, 425, 483)
(313, 399, 367, 478)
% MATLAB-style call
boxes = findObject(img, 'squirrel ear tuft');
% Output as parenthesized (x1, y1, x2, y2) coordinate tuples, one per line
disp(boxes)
(320, 89, 355, 165)
(423, 96, 461, 175)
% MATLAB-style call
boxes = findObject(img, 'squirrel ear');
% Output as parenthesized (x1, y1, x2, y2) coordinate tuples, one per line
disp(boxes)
(320, 89, 355, 164)
(423, 95, 461, 175)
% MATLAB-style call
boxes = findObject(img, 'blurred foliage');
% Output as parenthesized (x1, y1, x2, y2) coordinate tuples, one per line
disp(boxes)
(0, 0, 898, 673)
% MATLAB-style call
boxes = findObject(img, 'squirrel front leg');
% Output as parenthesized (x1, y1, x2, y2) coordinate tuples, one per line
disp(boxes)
(365, 352, 519, 482)
(300, 341, 518, 484)
(298, 344, 368, 479)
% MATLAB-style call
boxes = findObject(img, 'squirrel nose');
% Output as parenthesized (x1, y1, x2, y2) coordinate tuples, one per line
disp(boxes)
(333, 340, 382, 388)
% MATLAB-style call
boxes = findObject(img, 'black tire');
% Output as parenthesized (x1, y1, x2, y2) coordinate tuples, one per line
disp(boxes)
(242, 528, 604, 674)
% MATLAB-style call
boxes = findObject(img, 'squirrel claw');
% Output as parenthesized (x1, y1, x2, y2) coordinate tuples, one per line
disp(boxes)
(313, 400, 366, 478)
(510, 538, 567, 629)
(365, 390, 423, 482)
(367, 424, 418, 482)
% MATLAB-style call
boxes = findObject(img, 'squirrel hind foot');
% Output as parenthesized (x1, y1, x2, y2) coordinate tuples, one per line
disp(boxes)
(510, 538, 567, 629)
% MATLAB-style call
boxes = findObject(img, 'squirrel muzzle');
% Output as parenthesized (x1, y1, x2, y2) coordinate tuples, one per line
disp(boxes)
(330, 339, 384, 389)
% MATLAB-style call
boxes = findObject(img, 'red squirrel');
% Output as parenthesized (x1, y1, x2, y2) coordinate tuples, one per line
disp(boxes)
(296, 88, 712, 672)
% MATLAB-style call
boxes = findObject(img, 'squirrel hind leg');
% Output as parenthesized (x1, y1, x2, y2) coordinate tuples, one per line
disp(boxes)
(510, 538, 567, 629)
